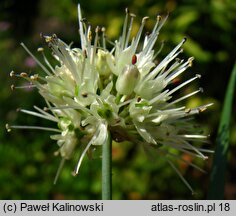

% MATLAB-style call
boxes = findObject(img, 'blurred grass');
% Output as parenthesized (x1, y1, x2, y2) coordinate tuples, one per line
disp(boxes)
(0, 0, 236, 199)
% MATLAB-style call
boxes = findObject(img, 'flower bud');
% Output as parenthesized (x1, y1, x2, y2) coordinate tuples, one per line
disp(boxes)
(96, 49, 111, 77)
(116, 64, 140, 95)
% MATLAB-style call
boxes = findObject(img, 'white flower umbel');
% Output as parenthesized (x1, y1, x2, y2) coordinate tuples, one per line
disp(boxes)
(7, 5, 213, 191)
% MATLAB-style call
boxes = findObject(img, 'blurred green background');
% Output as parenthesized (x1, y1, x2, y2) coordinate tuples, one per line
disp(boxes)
(0, 0, 236, 199)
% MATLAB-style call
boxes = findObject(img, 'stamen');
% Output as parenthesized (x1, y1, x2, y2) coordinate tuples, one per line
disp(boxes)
(166, 74, 200, 96)
(101, 27, 106, 49)
(141, 14, 168, 55)
(87, 28, 92, 42)
(118, 99, 133, 108)
(78, 4, 86, 50)
(147, 106, 185, 118)
(38, 47, 55, 73)
(190, 103, 213, 115)
(185, 144, 208, 160)
(149, 89, 169, 105)
(146, 48, 184, 81)
(80, 50, 87, 82)
(161, 138, 208, 159)
(54, 158, 65, 184)
(178, 134, 209, 139)
(85, 26, 92, 59)
(36, 75, 63, 87)
(91, 26, 100, 65)
(164, 88, 202, 108)
(121, 7, 129, 50)
(164, 58, 194, 83)
(167, 160, 194, 194)
(10, 84, 35, 91)
(132, 16, 149, 53)
(21, 43, 52, 76)
(124, 13, 136, 48)
(160, 148, 206, 173)
(74, 127, 99, 175)
(74, 123, 107, 175)
(153, 40, 165, 58)
(19, 108, 58, 122)
(48, 39, 80, 84)
(48, 104, 93, 115)
(34, 105, 58, 120)
(6, 124, 61, 132)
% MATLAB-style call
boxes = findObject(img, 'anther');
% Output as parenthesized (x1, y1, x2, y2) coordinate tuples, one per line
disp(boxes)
(161, 40, 166, 44)
(199, 87, 204, 93)
(20, 72, 28, 77)
(37, 47, 44, 52)
(137, 96, 141, 102)
(183, 37, 187, 43)
(5, 124, 11, 132)
(198, 107, 207, 113)
(87, 29, 92, 41)
(72, 171, 77, 176)
(185, 108, 191, 113)
(188, 57, 194, 67)
(10, 71, 15, 77)
(82, 92, 88, 98)
(115, 118, 121, 124)
(30, 74, 39, 80)
(132, 54, 137, 65)
(196, 74, 201, 79)
(95, 26, 100, 33)
(54, 151, 59, 157)
(43, 107, 49, 111)
(81, 18, 87, 23)
(171, 78, 181, 85)
(52, 34, 57, 39)
(130, 13, 136, 18)
(10, 85, 15, 91)
(157, 15, 162, 21)
(83, 49, 87, 58)
(45, 36, 51, 43)
(175, 58, 181, 63)
(142, 16, 149, 23)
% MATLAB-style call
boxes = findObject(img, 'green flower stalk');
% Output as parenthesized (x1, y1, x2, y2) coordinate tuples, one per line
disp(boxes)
(7, 5, 212, 194)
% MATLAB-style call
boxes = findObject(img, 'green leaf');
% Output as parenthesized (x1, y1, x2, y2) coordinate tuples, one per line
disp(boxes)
(208, 62, 236, 199)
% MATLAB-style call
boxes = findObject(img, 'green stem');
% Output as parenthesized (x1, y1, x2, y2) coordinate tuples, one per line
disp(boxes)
(102, 132, 112, 200)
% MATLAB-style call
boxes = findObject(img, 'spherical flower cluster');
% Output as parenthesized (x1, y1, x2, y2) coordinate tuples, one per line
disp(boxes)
(7, 5, 212, 190)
